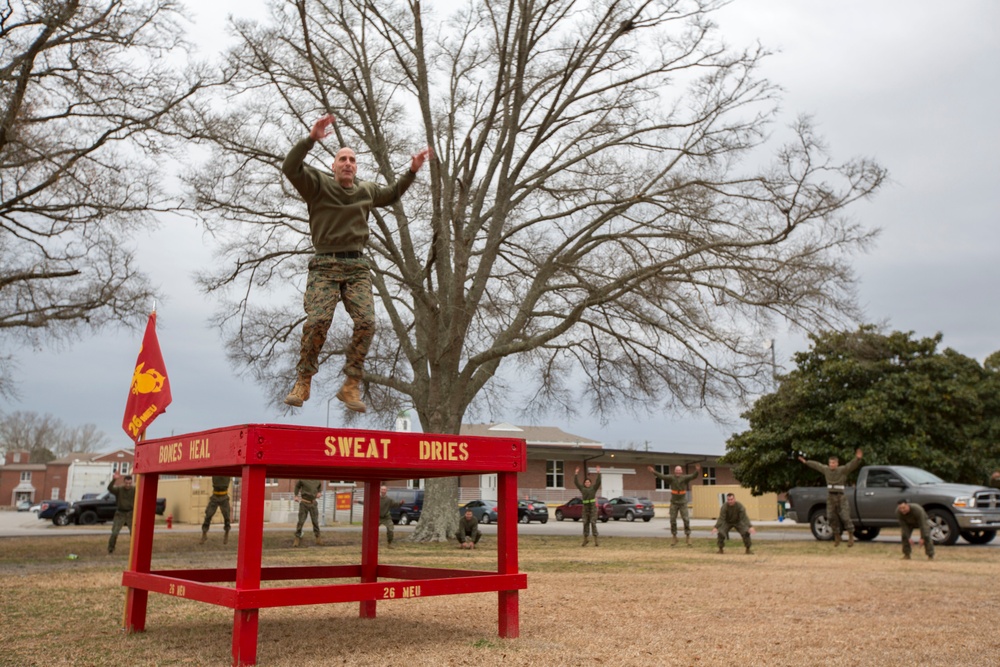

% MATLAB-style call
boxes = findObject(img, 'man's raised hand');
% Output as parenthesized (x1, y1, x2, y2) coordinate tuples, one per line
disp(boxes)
(310, 114, 336, 141)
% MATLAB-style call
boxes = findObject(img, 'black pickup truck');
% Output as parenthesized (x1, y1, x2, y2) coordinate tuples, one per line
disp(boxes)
(63, 492, 166, 525)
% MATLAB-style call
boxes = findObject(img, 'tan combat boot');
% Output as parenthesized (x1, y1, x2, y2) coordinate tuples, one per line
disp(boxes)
(833, 532, 841, 547)
(593, 536, 599, 547)
(686, 536, 692, 547)
(315, 535, 323, 546)
(200, 531, 207, 544)
(223, 530, 229, 545)
(284, 376, 312, 407)
(745, 546, 753, 555)
(293, 536, 301, 548)
(717, 545, 724, 554)
(671, 535, 678, 547)
(847, 532, 855, 547)
(581, 537, 589, 547)
(336, 376, 367, 413)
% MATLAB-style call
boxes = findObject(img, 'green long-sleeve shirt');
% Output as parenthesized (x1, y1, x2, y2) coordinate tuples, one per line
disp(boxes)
(574, 473, 602, 502)
(652, 470, 699, 503)
(457, 514, 480, 537)
(803, 456, 862, 487)
(282, 137, 416, 254)
(896, 503, 931, 542)
(107, 478, 135, 513)
(294, 480, 323, 502)
(211, 476, 232, 494)
(378, 495, 402, 519)
(715, 501, 751, 532)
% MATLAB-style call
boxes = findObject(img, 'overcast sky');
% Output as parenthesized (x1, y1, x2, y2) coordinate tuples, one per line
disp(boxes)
(5, 0, 999, 456)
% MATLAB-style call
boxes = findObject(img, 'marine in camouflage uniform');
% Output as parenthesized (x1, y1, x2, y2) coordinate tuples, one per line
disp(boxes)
(293, 479, 324, 547)
(713, 493, 755, 555)
(574, 466, 602, 547)
(107, 473, 135, 554)
(201, 476, 232, 545)
(281, 114, 431, 413)
(896, 499, 934, 560)
(798, 449, 863, 547)
(378, 485, 403, 547)
(456, 509, 481, 548)
(990, 471, 1000, 490)
(649, 463, 702, 546)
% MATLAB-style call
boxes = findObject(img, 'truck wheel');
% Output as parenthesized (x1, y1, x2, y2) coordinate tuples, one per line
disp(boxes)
(398, 514, 410, 526)
(599, 516, 609, 523)
(52, 512, 70, 527)
(480, 513, 491, 525)
(555, 510, 564, 521)
(79, 510, 98, 525)
(853, 527, 881, 541)
(960, 529, 996, 545)
(809, 511, 834, 541)
(519, 514, 530, 524)
(926, 509, 959, 545)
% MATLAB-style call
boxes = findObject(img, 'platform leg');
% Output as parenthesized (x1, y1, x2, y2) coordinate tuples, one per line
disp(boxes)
(124, 472, 158, 633)
(231, 465, 265, 666)
(497, 471, 520, 638)
(359, 479, 381, 619)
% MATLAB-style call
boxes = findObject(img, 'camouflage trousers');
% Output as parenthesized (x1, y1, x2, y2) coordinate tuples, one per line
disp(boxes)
(202, 494, 231, 533)
(582, 503, 599, 537)
(716, 523, 752, 550)
(669, 501, 691, 536)
(380, 515, 395, 543)
(826, 492, 853, 535)
(296, 255, 375, 379)
(900, 522, 935, 558)
(109, 510, 132, 552)
(295, 500, 320, 538)
(456, 528, 481, 545)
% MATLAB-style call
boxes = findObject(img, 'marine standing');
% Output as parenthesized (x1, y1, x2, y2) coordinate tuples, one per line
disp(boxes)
(712, 493, 756, 555)
(282, 114, 431, 412)
(293, 479, 324, 547)
(574, 465, 602, 547)
(201, 476, 233, 545)
(798, 449, 863, 547)
(107, 472, 135, 554)
(456, 508, 481, 549)
(648, 463, 702, 546)
(378, 485, 403, 548)
(896, 499, 934, 560)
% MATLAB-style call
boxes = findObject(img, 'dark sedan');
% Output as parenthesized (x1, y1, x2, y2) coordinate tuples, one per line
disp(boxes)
(517, 499, 549, 524)
(461, 499, 498, 524)
(607, 496, 655, 522)
(554, 497, 611, 522)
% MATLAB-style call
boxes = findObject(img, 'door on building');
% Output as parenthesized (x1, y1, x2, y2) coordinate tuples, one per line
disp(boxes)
(480, 474, 497, 501)
(599, 472, 623, 499)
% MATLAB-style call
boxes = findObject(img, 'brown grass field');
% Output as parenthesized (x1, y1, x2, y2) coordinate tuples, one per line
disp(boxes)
(1, 530, 998, 666)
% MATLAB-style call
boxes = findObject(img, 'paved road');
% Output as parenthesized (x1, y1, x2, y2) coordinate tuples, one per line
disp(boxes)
(3, 509, 995, 549)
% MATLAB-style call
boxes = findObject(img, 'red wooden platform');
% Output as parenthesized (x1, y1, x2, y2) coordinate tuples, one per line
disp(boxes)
(122, 424, 528, 666)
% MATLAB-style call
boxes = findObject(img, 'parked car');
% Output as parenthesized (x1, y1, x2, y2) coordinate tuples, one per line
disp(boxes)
(63, 492, 166, 525)
(554, 497, 611, 522)
(607, 496, 656, 522)
(386, 489, 423, 525)
(517, 499, 549, 524)
(461, 499, 498, 524)
(16, 499, 31, 512)
(29, 502, 42, 514)
(37, 500, 71, 525)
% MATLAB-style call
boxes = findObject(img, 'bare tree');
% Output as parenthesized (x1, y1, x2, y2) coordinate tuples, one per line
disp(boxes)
(0, 0, 202, 395)
(0, 409, 107, 459)
(180, 0, 886, 540)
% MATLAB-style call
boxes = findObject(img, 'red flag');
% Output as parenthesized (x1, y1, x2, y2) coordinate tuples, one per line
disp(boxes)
(122, 312, 172, 441)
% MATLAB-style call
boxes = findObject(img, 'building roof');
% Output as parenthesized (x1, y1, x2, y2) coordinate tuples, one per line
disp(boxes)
(50, 449, 134, 465)
(461, 423, 603, 448)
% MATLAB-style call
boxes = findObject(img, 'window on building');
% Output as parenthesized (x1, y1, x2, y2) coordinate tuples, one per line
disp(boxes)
(406, 479, 424, 489)
(701, 467, 717, 485)
(546, 460, 564, 489)
(52, 488, 60, 500)
(265, 478, 279, 486)
(113, 461, 132, 476)
(653, 464, 670, 490)
(20, 471, 31, 482)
